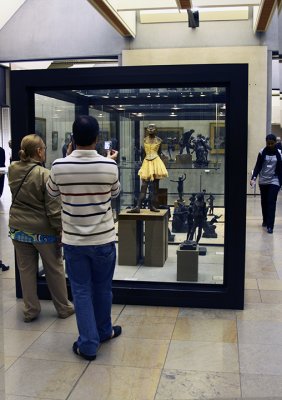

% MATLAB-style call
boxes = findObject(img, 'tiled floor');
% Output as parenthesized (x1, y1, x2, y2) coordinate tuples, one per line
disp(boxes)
(1, 180, 282, 399)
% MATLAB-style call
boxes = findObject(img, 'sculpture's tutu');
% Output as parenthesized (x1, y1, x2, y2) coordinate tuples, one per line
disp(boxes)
(138, 157, 168, 181)
(138, 139, 168, 181)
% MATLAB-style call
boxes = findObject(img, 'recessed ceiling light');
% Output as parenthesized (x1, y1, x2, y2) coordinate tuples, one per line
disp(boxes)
(200, 92, 206, 97)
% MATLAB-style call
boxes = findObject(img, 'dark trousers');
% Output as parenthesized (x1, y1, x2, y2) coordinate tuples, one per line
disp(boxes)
(259, 184, 280, 229)
(0, 175, 4, 197)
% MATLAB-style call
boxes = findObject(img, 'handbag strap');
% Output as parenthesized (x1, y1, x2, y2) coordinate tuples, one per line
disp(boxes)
(11, 164, 39, 207)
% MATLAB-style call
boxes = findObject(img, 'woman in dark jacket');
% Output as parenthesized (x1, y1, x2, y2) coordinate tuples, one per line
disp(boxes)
(250, 134, 282, 234)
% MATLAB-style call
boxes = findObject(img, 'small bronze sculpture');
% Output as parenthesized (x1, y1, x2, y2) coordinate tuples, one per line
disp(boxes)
(188, 192, 207, 243)
(207, 193, 215, 215)
(191, 134, 211, 167)
(179, 129, 195, 155)
(170, 173, 186, 202)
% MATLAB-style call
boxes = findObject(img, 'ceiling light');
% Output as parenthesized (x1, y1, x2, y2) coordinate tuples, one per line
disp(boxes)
(220, 104, 226, 110)
(147, 93, 151, 98)
(136, 113, 144, 117)
(116, 105, 125, 111)
(189, 92, 194, 97)
(170, 112, 177, 117)
(200, 92, 206, 97)
(172, 105, 180, 110)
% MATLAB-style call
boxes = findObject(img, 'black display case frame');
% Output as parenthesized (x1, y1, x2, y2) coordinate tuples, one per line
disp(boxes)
(10, 63, 248, 309)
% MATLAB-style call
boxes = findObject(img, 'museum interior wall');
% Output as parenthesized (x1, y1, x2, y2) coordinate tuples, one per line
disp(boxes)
(0, 0, 270, 63)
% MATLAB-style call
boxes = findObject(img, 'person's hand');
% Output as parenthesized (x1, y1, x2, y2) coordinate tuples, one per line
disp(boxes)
(107, 149, 118, 160)
(250, 179, 256, 188)
(66, 142, 73, 156)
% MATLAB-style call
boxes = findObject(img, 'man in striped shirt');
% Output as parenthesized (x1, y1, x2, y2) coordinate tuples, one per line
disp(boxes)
(47, 115, 121, 361)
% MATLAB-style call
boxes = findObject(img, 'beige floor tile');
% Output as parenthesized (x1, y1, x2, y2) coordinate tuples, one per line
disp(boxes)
(236, 303, 282, 322)
(4, 303, 57, 331)
(68, 364, 161, 400)
(116, 314, 177, 326)
(244, 278, 258, 290)
(237, 319, 282, 345)
(117, 320, 175, 340)
(121, 305, 179, 318)
(5, 356, 17, 370)
(23, 331, 86, 363)
(257, 279, 282, 291)
(260, 290, 282, 304)
(4, 329, 42, 358)
(178, 307, 236, 319)
(155, 369, 241, 400)
(164, 341, 239, 373)
(95, 337, 169, 369)
(244, 289, 261, 303)
(239, 343, 282, 375)
(241, 373, 282, 398)
(46, 315, 78, 334)
(5, 357, 86, 399)
(111, 304, 125, 315)
(2, 299, 17, 314)
(6, 396, 42, 400)
(172, 317, 237, 342)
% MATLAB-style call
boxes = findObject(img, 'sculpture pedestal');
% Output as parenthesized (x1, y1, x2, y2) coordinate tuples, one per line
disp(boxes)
(118, 209, 168, 267)
(175, 154, 192, 166)
(177, 245, 198, 281)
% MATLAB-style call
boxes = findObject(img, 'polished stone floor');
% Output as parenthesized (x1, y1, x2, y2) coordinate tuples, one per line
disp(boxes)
(1, 180, 282, 399)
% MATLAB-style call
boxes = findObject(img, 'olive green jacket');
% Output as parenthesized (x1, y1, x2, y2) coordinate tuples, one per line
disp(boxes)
(8, 160, 62, 235)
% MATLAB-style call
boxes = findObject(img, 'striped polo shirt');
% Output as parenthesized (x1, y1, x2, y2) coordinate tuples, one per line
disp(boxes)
(46, 149, 120, 246)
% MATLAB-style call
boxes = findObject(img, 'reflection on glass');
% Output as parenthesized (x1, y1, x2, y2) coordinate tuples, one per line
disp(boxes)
(35, 86, 226, 286)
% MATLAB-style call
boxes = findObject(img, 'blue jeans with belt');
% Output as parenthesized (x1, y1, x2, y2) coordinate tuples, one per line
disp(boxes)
(64, 242, 116, 356)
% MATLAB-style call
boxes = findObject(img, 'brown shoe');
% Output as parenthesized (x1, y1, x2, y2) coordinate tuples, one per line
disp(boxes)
(24, 315, 39, 323)
(58, 308, 75, 319)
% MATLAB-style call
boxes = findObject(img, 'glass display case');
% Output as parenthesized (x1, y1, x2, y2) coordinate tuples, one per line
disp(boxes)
(10, 64, 248, 308)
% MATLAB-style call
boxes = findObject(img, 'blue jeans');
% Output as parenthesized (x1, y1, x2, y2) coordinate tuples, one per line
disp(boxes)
(64, 242, 116, 356)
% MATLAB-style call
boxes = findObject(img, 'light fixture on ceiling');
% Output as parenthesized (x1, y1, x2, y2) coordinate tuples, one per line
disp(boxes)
(102, 92, 110, 98)
(116, 105, 125, 111)
(136, 112, 144, 117)
(200, 92, 206, 97)
(187, 9, 199, 29)
(147, 93, 151, 98)
(172, 105, 180, 110)
(170, 112, 177, 117)
(98, 113, 103, 117)
(189, 92, 194, 97)
(220, 104, 226, 110)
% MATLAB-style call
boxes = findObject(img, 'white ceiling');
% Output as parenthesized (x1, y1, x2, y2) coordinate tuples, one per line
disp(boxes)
(0, 0, 26, 30)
